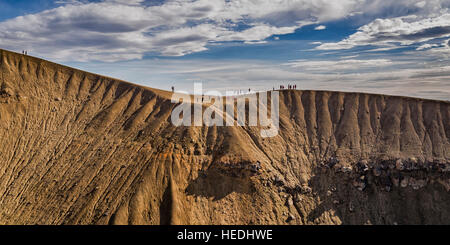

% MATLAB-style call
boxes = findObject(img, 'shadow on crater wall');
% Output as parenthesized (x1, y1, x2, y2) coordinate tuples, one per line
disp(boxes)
(185, 168, 256, 201)
(306, 164, 450, 225)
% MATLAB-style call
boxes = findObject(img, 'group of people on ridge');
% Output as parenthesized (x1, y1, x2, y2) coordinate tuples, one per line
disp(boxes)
(277, 84, 297, 90)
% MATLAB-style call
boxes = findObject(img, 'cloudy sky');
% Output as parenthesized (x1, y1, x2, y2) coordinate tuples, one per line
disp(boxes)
(0, 0, 449, 100)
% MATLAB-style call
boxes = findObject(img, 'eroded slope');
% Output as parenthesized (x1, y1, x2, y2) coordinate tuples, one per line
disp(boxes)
(0, 49, 449, 225)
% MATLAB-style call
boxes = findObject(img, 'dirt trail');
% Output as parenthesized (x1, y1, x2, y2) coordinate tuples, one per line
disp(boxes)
(0, 49, 449, 224)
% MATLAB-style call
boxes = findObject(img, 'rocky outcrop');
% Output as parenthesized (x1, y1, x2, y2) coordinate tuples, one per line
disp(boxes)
(0, 49, 448, 225)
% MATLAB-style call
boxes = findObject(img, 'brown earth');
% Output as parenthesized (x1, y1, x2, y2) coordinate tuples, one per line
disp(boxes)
(0, 48, 449, 225)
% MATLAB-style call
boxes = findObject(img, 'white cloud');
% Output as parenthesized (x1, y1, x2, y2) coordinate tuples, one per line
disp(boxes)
(416, 43, 439, 50)
(2, 0, 448, 61)
(284, 58, 395, 71)
(314, 25, 326, 30)
(418, 39, 450, 59)
(415, 1, 427, 8)
(0, 0, 448, 101)
(316, 10, 450, 50)
(74, 57, 449, 100)
(0, 0, 368, 61)
(216, 24, 300, 43)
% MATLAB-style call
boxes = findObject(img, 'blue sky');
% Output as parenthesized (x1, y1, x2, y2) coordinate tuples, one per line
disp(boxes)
(0, 0, 449, 100)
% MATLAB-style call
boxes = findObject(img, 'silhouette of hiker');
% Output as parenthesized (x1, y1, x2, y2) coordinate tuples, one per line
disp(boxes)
(171, 86, 174, 92)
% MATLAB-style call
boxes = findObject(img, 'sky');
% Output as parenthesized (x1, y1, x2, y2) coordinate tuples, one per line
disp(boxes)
(0, 0, 449, 100)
